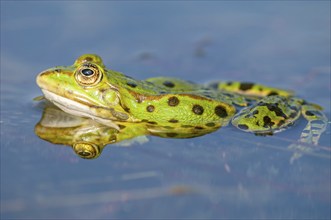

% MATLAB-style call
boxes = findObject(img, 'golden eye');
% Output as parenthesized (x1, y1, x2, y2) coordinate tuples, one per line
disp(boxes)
(75, 63, 102, 86)
(72, 142, 101, 159)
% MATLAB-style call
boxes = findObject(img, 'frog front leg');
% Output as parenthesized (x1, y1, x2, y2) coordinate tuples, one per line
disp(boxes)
(231, 96, 302, 135)
(289, 103, 328, 163)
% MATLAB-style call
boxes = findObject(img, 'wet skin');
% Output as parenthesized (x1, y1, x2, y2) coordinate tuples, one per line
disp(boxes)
(36, 54, 328, 158)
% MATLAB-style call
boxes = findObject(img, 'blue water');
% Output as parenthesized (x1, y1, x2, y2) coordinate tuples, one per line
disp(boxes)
(1, 1, 330, 219)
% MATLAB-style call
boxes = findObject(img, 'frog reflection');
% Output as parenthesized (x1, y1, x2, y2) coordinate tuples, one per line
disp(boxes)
(35, 103, 218, 159)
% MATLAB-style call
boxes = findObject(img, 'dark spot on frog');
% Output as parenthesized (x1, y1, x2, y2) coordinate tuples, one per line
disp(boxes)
(265, 103, 288, 119)
(194, 126, 204, 130)
(118, 124, 126, 130)
(168, 96, 180, 106)
(215, 105, 228, 118)
(238, 124, 249, 130)
(146, 105, 155, 112)
(166, 133, 178, 137)
(226, 81, 233, 86)
(305, 110, 323, 118)
(127, 82, 137, 88)
(267, 91, 279, 96)
(142, 119, 158, 125)
(163, 81, 175, 88)
(192, 104, 204, 115)
(122, 105, 130, 113)
(169, 119, 179, 123)
(277, 120, 285, 127)
(245, 109, 259, 118)
(205, 122, 216, 127)
(263, 116, 275, 128)
(305, 110, 315, 116)
(54, 69, 61, 73)
(239, 82, 254, 91)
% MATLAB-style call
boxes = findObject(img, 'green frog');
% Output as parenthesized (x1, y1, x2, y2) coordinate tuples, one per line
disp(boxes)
(36, 54, 328, 156)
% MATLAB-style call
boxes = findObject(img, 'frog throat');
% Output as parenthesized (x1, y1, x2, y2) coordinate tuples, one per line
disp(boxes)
(41, 89, 120, 129)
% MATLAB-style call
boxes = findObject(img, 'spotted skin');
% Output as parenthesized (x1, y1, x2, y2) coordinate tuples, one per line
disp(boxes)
(232, 96, 302, 134)
(36, 54, 328, 159)
(209, 81, 294, 97)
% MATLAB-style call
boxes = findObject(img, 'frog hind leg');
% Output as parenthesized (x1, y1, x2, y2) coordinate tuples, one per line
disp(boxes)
(232, 96, 301, 135)
(289, 103, 328, 163)
(208, 81, 294, 98)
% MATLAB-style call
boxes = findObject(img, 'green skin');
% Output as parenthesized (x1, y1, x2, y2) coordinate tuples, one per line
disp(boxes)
(36, 54, 327, 141)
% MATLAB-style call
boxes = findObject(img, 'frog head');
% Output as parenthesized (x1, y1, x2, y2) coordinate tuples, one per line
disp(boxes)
(36, 54, 132, 129)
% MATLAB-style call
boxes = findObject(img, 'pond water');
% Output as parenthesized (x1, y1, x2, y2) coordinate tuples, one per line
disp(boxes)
(1, 1, 330, 219)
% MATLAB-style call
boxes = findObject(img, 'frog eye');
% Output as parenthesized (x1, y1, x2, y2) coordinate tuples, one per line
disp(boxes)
(72, 142, 102, 159)
(75, 63, 102, 86)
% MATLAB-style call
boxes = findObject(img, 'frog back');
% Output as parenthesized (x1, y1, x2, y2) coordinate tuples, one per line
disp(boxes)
(119, 77, 237, 130)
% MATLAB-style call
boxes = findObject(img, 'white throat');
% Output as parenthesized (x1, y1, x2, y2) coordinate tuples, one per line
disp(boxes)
(41, 89, 120, 130)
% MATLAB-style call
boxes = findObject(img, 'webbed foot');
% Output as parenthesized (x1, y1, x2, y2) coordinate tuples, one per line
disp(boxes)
(288, 103, 328, 163)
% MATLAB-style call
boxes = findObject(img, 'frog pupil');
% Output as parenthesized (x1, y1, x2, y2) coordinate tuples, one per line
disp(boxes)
(81, 68, 94, 76)
(79, 151, 91, 156)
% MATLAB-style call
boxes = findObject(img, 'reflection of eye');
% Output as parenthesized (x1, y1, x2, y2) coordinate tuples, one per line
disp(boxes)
(75, 63, 102, 86)
(72, 142, 101, 159)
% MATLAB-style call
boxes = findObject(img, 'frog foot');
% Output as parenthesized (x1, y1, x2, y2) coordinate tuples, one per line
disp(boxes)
(232, 96, 301, 134)
(288, 105, 328, 163)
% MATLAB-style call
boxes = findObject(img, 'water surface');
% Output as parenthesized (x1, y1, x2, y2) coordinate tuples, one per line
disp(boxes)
(1, 1, 330, 219)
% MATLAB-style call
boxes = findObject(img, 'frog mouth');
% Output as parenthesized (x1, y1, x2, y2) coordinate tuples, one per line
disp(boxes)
(41, 89, 120, 129)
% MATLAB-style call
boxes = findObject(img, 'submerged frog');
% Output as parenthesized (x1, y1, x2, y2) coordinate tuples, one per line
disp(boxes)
(36, 54, 327, 149)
